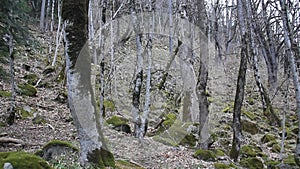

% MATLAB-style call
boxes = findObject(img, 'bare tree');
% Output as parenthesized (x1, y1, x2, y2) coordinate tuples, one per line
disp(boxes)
(131, 0, 144, 139)
(230, 0, 248, 162)
(62, 0, 114, 167)
(279, 0, 300, 166)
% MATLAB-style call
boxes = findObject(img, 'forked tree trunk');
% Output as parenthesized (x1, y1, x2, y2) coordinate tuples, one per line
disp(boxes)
(62, 0, 114, 167)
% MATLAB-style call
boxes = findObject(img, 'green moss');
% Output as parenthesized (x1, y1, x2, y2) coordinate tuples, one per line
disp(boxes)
(291, 126, 299, 135)
(106, 116, 128, 126)
(247, 97, 255, 105)
(106, 116, 131, 134)
(43, 140, 78, 152)
(283, 155, 297, 166)
(115, 160, 145, 169)
(222, 105, 232, 113)
(17, 107, 34, 119)
(24, 74, 38, 85)
(87, 148, 115, 168)
(103, 99, 115, 112)
(163, 113, 177, 127)
(193, 149, 216, 162)
(32, 114, 46, 124)
(240, 157, 263, 169)
(242, 119, 259, 135)
(242, 110, 256, 120)
(36, 140, 78, 161)
(179, 134, 197, 147)
(267, 140, 278, 147)
(214, 163, 237, 169)
(18, 84, 37, 96)
(0, 151, 52, 169)
(0, 90, 12, 97)
(240, 145, 262, 158)
(271, 143, 281, 153)
(213, 149, 226, 157)
(261, 134, 276, 144)
(266, 160, 280, 169)
(208, 97, 214, 103)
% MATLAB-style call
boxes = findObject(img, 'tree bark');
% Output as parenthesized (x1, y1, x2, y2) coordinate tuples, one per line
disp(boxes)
(280, 0, 300, 166)
(62, 0, 114, 167)
(130, 0, 144, 139)
(40, 0, 46, 30)
(230, 0, 248, 162)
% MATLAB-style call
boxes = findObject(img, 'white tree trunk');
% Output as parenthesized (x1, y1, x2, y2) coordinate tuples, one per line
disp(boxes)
(40, 0, 46, 30)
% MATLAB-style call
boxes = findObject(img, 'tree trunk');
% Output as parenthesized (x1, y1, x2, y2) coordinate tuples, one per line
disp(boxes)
(280, 0, 300, 166)
(230, 0, 248, 162)
(7, 28, 15, 126)
(130, 0, 144, 139)
(62, 0, 114, 167)
(40, 0, 46, 30)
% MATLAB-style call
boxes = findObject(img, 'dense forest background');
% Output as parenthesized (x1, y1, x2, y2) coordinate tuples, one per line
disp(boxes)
(0, 0, 300, 168)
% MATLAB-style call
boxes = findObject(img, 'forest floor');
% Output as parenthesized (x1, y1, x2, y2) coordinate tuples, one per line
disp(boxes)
(1, 26, 299, 169)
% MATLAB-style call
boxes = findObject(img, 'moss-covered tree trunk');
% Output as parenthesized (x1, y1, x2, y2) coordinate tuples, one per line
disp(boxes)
(62, 0, 114, 167)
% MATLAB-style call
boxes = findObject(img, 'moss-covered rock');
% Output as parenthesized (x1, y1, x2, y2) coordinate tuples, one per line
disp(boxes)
(213, 149, 226, 157)
(0, 90, 11, 97)
(242, 119, 259, 135)
(0, 151, 52, 169)
(283, 155, 297, 166)
(36, 140, 78, 161)
(24, 73, 39, 85)
(265, 160, 280, 169)
(17, 106, 34, 119)
(240, 145, 262, 158)
(106, 116, 131, 134)
(18, 84, 37, 96)
(261, 133, 276, 144)
(214, 163, 237, 169)
(179, 134, 197, 147)
(193, 149, 217, 162)
(115, 160, 144, 169)
(240, 157, 263, 169)
(87, 147, 115, 168)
